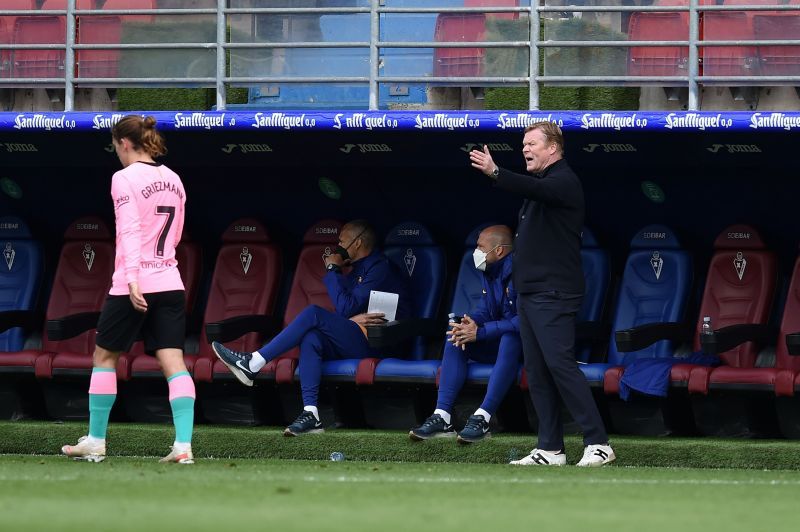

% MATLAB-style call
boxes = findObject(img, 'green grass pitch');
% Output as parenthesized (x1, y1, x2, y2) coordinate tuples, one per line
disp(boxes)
(1, 455, 800, 532)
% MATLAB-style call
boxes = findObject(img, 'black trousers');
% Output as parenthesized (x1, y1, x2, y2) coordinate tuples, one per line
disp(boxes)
(517, 290, 608, 449)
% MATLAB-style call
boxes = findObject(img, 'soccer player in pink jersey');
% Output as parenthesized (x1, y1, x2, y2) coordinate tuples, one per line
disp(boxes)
(61, 116, 195, 464)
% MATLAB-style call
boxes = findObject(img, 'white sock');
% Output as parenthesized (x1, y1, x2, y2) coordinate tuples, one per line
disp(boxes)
(173, 441, 191, 452)
(249, 351, 266, 372)
(433, 409, 451, 425)
(303, 405, 320, 420)
(474, 408, 491, 422)
(86, 435, 105, 444)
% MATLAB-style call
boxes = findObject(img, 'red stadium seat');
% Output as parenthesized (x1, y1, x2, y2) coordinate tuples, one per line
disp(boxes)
(0, 1, 35, 78)
(12, 0, 91, 79)
(76, 0, 155, 79)
(433, 12, 487, 77)
(671, 225, 776, 393)
(201, 220, 336, 426)
(36, 217, 114, 419)
(464, 0, 519, 21)
(753, 0, 800, 77)
(264, 219, 344, 385)
(191, 218, 282, 384)
(628, 0, 689, 78)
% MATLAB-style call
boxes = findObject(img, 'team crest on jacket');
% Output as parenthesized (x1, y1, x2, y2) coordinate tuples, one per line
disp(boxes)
(4, 243, 14, 270)
(82, 244, 95, 271)
(734, 252, 747, 280)
(322, 246, 332, 266)
(404, 248, 416, 276)
(240, 246, 252, 274)
(650, 251, 663, 280)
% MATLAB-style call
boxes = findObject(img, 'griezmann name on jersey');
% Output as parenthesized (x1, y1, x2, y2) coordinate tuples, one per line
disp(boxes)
(109, 162, 186, 296)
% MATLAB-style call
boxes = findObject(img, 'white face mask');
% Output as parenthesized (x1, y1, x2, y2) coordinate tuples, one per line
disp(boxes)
(473, 248, 489, 271)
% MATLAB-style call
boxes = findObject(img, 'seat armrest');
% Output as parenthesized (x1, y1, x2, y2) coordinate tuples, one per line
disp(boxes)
(367, 318, 444, 349)
(615, 322, 687, 352)
(700, 323, 776, 355)
(787, 332, 800, 356)
(46, 311, 102, 341)
(205, 314, 279, 344)
(0, 309, 41, 334)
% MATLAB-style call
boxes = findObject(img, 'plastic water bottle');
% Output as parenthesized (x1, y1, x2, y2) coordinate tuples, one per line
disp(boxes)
(702, 316, 713, 335)
(508, 448, 519, 462)
(329, 451, 345, 462)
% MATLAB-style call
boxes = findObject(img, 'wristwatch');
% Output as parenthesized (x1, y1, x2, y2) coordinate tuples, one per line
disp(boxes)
(326, 262, 341, 273)
(489, 166, 500, 179)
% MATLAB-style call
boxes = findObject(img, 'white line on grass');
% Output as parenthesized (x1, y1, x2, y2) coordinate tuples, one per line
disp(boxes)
(295, 475, 800, 487)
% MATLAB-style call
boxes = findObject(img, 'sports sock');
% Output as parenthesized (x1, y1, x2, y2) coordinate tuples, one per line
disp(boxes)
(303, 405, 320, 420)
(249, 351, 266, 372)
(474, 408, 491, 422)
(433, 409, 451, 425)
(167, 371, 195, 444)
(88, 367, 117, 439)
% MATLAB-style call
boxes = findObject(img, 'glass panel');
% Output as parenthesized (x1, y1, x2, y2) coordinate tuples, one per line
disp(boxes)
(703, 2, 800, 80)
(110, 14, 216, 79)
(229, 12, 370, 80)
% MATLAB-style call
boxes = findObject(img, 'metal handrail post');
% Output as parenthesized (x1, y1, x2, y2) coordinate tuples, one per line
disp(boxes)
(529, 2, 540, 110)
(369, 0, 379, 111)
(65, 0, 76, 111)
(688, 0, 700, 110)
(216, 0, 227, 110)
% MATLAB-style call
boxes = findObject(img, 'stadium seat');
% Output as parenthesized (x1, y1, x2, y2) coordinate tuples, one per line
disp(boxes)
(585, 226, 694, 435)
(0, 1, 35, 79)
(598, 225, 693, 391)
(11, 0, 91, 79)
(0, 216, 44, 419)
(76, 0, 155, 79)
(671, 225, 777, 436)
(192, 218, 282, 384)
(37, 217, 114, 419)
(340, 221, 446, 430)
(193, 218, 283, 425)
(753, 0, 800, 77)
(464, 0, 519, 21)
(702, 0, 767, 78)
(628, 0, 689, 78)
(433, 12, 487, 77)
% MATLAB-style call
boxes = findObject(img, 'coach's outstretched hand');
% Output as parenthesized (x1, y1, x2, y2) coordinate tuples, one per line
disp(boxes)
(469, 145, 498, 177)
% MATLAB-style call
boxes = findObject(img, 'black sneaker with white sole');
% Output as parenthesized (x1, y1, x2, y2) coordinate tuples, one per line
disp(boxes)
(457, 414, 491, 444)
(409, 414, 456, 441)
(211, 341, 257, 386)
(284, 410, 324, 436)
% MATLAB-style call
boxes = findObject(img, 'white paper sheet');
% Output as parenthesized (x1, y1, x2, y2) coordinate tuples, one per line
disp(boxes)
(367, 290, 399, 322)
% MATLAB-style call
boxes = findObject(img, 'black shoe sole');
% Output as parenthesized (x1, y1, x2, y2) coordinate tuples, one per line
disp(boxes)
(457, 432, 491, 445)
(409, 430, 456, 442)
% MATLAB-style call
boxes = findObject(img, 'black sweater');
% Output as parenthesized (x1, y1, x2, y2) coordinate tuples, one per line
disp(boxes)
(494, 158, 585, 295)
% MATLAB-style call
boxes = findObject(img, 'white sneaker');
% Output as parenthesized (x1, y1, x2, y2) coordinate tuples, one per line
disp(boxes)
(576, 444, 615, 467)
(61, 436, 106, 463)
(159, 445, 195, 464)
(510, 448, 566, 466)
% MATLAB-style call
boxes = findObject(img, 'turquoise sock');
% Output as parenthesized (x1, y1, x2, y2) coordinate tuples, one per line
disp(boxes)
(168, 371, 195, 444)
(88, 394, 115, 439)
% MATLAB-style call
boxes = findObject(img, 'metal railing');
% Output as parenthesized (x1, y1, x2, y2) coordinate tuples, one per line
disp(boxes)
(1, 1, 800, 111)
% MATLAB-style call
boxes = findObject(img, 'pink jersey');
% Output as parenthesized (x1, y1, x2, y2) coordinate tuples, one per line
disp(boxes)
(109, 162, 186, 295)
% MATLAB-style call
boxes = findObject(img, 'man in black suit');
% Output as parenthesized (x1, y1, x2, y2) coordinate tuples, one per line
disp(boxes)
(469, 122, 615, 467)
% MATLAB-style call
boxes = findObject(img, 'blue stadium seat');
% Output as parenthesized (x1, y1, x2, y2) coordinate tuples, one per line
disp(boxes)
(591, 225, 693, 390)
(0, 215, 44, 419)
(0, 216, 43, 364)
(322, 221, 446, 383)
(517, 228, 610, 389)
